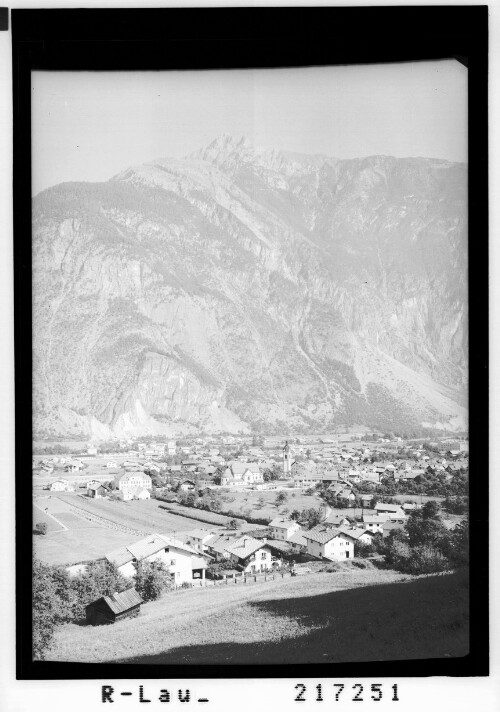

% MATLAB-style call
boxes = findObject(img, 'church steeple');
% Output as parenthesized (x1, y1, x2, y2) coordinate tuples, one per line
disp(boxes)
(283, 440, 291, 475)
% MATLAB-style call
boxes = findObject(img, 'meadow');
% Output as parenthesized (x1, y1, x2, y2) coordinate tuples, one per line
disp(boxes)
(33, 494, 225, 566)
(48, 566, 469, 664)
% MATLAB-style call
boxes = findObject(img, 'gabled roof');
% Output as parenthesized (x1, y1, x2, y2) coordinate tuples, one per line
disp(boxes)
(324, 513, 350, 525)
(265, 539, 292, 553)
(224, 536, 266, 560)
(88, 482, 109, 492)
(88, 588, 143, 615)
(337, 527, 372, 540)
(105, 546, 135, 568)
(303, 528, 339, 544)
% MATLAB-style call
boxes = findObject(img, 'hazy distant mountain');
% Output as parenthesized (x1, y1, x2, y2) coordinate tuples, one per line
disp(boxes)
(32, 135, 468, 438)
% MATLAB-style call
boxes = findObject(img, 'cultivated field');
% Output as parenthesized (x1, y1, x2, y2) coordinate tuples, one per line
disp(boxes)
(33, 494, 226, 566)
(48, 566, 469, 664)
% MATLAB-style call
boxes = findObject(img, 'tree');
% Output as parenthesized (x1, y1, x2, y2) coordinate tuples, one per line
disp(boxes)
(227, 518, 241, 530)
(301, 507, 326, 529)
(134, 560, 171, 601)
(32, 559, 59, 660)
(275, 491, 288, 506)
(70, 560, 129, 620)
(35, 522, 47, 535)
(290, 509, 301, 521)
(422, 500, 440, 519)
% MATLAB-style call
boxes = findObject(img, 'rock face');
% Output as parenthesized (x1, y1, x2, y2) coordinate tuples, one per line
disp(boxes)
(32, 135, 468, 438)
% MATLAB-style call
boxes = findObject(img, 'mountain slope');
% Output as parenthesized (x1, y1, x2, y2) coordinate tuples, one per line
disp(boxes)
(32, 135, 468, 438)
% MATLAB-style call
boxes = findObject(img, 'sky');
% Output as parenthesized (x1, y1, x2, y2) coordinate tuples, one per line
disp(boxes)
(32, 60, 467, 195)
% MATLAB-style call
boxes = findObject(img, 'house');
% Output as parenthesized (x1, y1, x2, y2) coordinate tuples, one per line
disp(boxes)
(115, 471, 152, 493)
(205, 534, 237, 561)
(269, 518, 302, 541)
(49, 478, 70, 491)
(87, 482, 110, 499)
(361, 514, 388, 534)
(224, 536, 282, 573)
(85, 588, 143, 626)
(180, 529, 214, 553)
(303, 528, 356, 560)
(339, 527, 376, 546)
(324, 513, 351, 528)
(105, 533, 208, 584)
(106, 461, 118, 469)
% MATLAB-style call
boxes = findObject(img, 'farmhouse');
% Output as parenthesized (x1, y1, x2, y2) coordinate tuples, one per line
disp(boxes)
(224, 536, 282, 573)
(85, 588, 143, 626)
(105, 533, 208, 584)
(303, 528, 356, 560)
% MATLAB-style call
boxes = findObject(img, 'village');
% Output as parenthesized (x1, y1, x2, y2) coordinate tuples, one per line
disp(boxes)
(32, 431, 469, 629)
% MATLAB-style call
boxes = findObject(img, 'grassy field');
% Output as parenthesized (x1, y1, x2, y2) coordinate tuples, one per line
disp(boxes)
(48, 566, 469, 664)
(33, 494, 226, 566)
(217, 487, 324, 521)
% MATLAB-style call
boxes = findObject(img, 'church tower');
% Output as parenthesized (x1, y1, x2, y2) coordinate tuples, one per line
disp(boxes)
(283, 440, 292, 476)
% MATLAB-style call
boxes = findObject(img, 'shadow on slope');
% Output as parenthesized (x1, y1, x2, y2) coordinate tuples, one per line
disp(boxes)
(112, 571, 469, 665)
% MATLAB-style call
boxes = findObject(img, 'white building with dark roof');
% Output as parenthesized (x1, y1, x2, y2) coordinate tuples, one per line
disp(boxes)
(303, 527, 356, 560)
(105, 533, 208, 584)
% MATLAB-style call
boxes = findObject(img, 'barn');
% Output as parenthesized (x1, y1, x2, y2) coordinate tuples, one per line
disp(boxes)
(85, 588, 143, 626)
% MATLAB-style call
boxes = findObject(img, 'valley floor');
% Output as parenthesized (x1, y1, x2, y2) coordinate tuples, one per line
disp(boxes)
(48, 566, 469, 664)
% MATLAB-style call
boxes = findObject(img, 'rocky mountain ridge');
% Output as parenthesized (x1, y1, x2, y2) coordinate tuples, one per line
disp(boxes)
(32, 135, 468, 438)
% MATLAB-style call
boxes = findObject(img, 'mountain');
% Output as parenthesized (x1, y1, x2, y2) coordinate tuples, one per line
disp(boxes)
(32, 135, 468, 439)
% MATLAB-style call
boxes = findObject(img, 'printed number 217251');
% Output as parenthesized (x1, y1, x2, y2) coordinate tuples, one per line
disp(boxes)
(294, 683, 400, 702)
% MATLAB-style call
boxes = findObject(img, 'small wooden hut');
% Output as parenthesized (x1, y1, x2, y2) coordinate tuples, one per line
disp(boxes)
(85, 588, 143, 626)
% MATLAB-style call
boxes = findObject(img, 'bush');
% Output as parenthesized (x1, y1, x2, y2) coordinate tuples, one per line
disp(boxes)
(35, 522, 47, 535)
(134, 560, 171, 602)
(355, 541, 377, 558)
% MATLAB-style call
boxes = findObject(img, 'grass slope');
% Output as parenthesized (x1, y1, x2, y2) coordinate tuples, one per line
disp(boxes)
(49, 567, 468, 664)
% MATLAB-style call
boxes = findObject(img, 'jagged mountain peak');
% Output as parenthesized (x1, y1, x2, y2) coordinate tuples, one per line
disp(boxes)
(32, 144, 467, 439)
